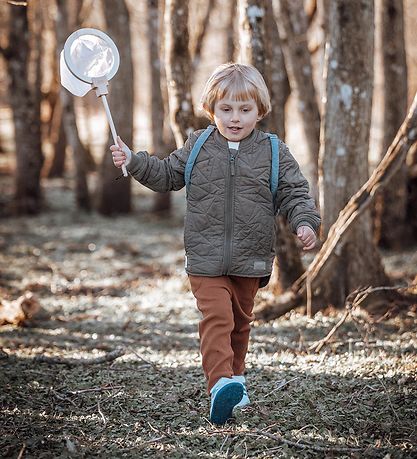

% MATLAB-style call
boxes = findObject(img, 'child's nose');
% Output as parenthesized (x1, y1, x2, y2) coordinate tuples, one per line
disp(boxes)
(230, 111, 240, 122)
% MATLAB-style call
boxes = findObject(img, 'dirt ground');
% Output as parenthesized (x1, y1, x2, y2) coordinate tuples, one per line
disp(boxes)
(0, 177, 416, 459)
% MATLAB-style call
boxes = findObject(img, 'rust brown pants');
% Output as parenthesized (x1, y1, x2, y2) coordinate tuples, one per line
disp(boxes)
(189, 275, 259, 392)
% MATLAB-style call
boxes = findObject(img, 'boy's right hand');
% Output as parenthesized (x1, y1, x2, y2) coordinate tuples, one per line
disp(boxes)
(110, 136, 132, 168)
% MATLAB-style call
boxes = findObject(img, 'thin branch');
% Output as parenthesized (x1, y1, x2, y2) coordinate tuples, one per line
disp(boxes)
(211, 428, 364, 453)
(67, 385, 125, 395)
(309, 284, 417, 352)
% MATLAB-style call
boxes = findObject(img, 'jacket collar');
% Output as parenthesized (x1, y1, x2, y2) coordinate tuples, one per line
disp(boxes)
(212, 126, 259, 152)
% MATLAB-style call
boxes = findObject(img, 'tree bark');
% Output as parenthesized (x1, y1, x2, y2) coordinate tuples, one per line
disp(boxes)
(272, 0, 320, 197)
(374, 0, 409, 248)
(226, 0, 238, 62)
(8, 2, 44, 214)
(56, 0, 90, 210)
(47, 106, 67, 178)
(164, 0, 195, 148)
(317, 0, 387, 307)
(256, 92, 417, 320)
(191, 0, 215, 67)
(97, 0, 133, 215)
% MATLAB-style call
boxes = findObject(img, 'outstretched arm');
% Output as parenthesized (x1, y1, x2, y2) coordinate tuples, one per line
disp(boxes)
(111, 134, 196, 193)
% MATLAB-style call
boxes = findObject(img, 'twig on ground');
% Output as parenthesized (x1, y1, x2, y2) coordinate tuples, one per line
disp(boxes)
(16, 443, 25, 459)
(129, 347, 160, 371)
(33, 348, 125, 366)
(67, 385, 125, 395)
(309, 310, 350, 352)
(256, 376, 300, 403)
(52, 389, 78, 408)
(97, 401, 107, 425)
(378, 377, 400, 421)
(309, 284, 416, 353)
(212, 428, 365, 453)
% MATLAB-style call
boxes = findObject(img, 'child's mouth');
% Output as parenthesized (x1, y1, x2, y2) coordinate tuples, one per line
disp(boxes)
(228, 127, 242, 132)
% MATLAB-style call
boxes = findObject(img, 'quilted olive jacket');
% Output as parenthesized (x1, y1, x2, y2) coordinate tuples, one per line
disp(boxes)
(127, 127, 320, 283)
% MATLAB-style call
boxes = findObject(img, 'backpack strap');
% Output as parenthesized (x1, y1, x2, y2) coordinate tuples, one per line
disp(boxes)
(267, 133, 280, 198)
(184, 125, 215, 190)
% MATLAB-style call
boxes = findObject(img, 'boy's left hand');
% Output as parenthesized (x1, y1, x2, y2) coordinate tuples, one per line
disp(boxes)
(296, 225, 317, 251)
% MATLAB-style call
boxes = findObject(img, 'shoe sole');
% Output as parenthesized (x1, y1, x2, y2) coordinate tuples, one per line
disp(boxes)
(210, 382, 243, 425)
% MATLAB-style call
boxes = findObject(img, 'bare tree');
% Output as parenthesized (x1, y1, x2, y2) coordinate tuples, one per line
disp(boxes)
(56, 0, 91, 210)
(97, 0, 133, 215)
(190, 0, 216, 67)
(272, 0, 320, 197)
(164, 0, 196, 148)
(318, 0, 387, 306)
(226, 0, 238, 62)
(374, 0, 409, 247)
(147, 0, 171, 213)
(6, 2, 44, 214)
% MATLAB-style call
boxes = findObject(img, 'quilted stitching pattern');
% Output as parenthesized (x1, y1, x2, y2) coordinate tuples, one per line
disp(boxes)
(127, 128, 321, 278)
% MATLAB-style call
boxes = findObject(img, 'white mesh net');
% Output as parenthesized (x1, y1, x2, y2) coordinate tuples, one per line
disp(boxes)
(69, 35, 115, 79)
(60, 51, 90, 97)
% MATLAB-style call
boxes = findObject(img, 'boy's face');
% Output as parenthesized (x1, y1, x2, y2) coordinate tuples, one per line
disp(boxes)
(213, 97, 260, 142)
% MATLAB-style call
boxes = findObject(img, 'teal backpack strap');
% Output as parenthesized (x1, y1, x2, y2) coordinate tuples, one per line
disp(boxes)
(184, 125, 215, 190)
(267, 133, 280, 197)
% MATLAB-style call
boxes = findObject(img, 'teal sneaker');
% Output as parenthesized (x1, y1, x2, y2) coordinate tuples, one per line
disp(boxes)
(210, 377, 244, 425)
(232, 375, 250, 409)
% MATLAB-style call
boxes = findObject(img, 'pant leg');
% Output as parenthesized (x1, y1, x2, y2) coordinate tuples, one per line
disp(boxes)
(229, 276, 259, 376)
(189, 275, 235, 392)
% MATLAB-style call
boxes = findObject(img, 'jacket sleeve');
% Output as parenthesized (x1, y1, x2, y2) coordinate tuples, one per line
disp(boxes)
(126, 133, 196, 193)
(274, 142, 321, 234)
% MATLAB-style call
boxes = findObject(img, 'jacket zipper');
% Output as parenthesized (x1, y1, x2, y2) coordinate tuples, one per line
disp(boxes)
(223, 151, 236, 274)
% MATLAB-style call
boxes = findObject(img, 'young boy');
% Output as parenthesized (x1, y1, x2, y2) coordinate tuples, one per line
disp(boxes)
(111, 63, 320, 425)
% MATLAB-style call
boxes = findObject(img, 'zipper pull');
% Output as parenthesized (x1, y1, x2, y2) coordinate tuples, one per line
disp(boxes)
(230, 156, 235, 176)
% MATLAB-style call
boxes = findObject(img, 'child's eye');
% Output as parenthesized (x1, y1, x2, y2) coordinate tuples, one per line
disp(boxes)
(222, 108, 230, 112)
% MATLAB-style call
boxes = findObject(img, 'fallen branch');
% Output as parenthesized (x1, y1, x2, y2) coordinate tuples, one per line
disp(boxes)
(213, 428, 364, 453)
(309, 284, 416, 352)
(256, 92, 417, 320)
(67, 385, 125, 395)
(34, 348, 125, 366)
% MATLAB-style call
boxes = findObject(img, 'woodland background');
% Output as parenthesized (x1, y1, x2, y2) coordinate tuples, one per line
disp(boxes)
(0, 0, 416, 458)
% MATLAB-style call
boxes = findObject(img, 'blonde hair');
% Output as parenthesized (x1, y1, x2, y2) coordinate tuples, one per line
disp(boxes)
(199, 63, 271, 121)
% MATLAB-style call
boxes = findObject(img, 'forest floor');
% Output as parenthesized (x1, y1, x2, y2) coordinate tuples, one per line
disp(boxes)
(0, 177, 416, 459)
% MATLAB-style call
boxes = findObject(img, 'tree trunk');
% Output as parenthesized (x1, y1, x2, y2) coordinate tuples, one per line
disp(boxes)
(239, 0, 304, 292)
(97, 0, 133, 215)
(47, 100, 67, 178)
(164, 0, 195, 148)
(238, 0, 268, 93)
(374, 0, 409, 248)
(56, 0, 90, 210)
(272, 0, 320, 198)
(148, 0, 171, 214)
(256, 92, 417, 320)
(191, 0, 215, 67)
(318, 0, 387, 307)
(8, 2, 44, 214)
(226, 0, 238, 62)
